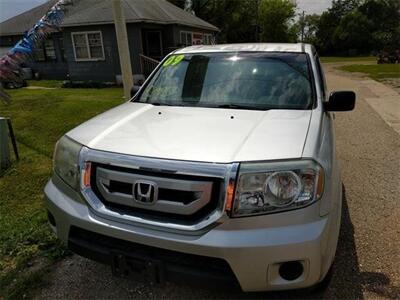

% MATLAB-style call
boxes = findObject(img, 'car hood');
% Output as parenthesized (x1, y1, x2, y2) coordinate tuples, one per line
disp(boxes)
(67, 102, 312, 163)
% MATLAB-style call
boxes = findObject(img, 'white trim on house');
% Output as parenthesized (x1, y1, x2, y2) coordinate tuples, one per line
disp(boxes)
(71, 31, 105, 62)
(180, 31, 213, 46)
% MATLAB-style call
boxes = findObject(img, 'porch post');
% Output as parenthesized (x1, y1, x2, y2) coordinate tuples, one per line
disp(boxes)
(112, 0, 134, 100)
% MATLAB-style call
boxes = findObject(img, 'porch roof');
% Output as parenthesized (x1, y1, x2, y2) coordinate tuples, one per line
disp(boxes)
(0, 0, 219, 36)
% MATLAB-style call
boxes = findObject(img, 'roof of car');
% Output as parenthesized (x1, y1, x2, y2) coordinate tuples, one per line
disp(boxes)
(175, 43, 313, 54)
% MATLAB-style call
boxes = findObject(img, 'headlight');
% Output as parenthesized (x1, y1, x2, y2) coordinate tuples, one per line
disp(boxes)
(232, 160, 324, 217)
(53, 136, 82, 190)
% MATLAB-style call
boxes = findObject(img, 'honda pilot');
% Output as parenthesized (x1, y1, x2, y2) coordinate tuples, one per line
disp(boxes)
(45, 43, 355, 291)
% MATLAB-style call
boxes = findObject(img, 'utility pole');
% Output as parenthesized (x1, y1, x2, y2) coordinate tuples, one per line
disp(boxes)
(255, 0, 260, 42)
(112, 0, 134, 100)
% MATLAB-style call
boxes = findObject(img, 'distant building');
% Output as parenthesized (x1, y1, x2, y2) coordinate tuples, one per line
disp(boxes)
(0, 0, 218, 82)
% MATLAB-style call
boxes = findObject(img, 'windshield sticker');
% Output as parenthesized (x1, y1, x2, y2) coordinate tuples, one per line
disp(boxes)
(163, 55, 185, 67)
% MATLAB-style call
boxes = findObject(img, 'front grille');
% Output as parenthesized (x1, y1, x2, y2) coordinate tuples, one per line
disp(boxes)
(90, 163, 223, 225)
(104, 179, 201, 204)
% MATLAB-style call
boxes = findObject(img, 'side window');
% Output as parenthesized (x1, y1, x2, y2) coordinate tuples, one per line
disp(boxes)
(44, 39, 56, 61)
(186, 32, 192, 45)
(315, 54, 327, 100)
(180, 31, 193, 46)
(72, 33, 90, 60)
(33, 38, 57, 62)
(180, 32, 186, 45)
(202, 34, 213, 45)
(33, 43, 46, 62)
(59, 37, 67, 61)
(72, 31, 105, 61)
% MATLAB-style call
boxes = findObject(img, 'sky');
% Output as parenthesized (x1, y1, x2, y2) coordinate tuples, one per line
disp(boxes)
(296, 0, 332, 14)
(0, 0, 333, 23)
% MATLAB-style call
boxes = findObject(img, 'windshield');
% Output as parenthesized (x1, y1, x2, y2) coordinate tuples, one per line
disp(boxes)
(136, 52, 314, 110)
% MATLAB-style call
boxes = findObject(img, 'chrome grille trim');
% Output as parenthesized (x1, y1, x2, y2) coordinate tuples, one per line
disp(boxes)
(96, 167, 213, 215)
(79, 147, 239, 232)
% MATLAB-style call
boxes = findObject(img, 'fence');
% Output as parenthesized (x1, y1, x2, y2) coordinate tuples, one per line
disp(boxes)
(140, 54, 160, 77)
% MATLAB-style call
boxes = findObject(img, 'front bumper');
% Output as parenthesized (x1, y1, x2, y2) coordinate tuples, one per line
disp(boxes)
(44, 177, 341, 292)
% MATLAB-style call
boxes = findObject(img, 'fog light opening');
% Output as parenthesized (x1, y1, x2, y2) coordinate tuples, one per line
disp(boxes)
(47, 210, 56, 227)
(279, 261, 304, 281)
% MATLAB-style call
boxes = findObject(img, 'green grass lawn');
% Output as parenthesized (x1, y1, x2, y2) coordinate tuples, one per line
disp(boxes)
(0, 85, 123, 299)
(339, 64, 400, 80)
(320, 56, 376, 63)
(26, 80, 64, 88)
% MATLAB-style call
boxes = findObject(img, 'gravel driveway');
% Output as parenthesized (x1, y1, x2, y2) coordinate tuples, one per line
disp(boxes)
(38, 64, 400, 299)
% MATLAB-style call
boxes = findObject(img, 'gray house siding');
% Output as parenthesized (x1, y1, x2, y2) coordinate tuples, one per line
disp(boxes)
(0, 33, 68, 80)
(63, 23, 214, 82)
(1, 24, 217, 83)
(30, 33, 68, 80)
(163, 25, 178, 55)
(31, 60, 68, 80)
(127, 24, 144, 75)
(63, 23, 166, 82)
(0, 0, 219, 83)
(0, 35, 22, 48)
(63, 25, 121, 82)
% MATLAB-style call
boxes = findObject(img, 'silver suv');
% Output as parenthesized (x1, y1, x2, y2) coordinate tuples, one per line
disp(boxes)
(45, 43, 355, 292)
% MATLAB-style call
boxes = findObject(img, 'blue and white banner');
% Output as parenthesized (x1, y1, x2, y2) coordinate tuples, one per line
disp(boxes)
(0, 0, 72, 93)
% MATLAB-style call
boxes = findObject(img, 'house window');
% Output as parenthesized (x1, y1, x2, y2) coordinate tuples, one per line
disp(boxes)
(33, 38, 56, 62)
(33, 45, 46, 62)
(192, 32, 203, 45)
(203, 34, 213, 45)
(45, 39, 56, 61)
(71, 31, 105, 61)
(180, 31, 213, 46)
(59, 37, 67, 61)
(180, 31, 192, 46)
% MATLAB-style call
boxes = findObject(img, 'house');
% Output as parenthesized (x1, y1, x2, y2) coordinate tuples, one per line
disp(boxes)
(0, 0, 218, 82)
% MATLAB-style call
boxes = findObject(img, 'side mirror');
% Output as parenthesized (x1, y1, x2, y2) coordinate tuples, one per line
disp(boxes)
(131, 85, 141, 98)
(324, 91, 356, 112)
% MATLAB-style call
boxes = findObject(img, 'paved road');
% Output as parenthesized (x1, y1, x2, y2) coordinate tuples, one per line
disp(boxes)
(38, 64, 400, 299)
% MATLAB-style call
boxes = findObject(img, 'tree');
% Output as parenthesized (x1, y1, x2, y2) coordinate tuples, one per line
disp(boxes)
(315, 0, 400, 54)
(332, 10, 374, 53)
(314, 0, 362, 54)
(168, 0, 260, 43)
(201, 0, 259, 43)
(297, 13, 320, 44)
(358, 0, 400, 50)
(329, 0, 361, 18)
(314, 11, 337, 54)
(258, 0, 297, 42)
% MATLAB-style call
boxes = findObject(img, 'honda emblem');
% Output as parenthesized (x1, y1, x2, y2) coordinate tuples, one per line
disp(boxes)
(133, 180, 158, 204)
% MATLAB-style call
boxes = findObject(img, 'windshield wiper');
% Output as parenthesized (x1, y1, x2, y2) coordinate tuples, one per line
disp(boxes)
(146, 102, 172, 106)
(216, 104, 271, 111)
(148, 102, 185, 107)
